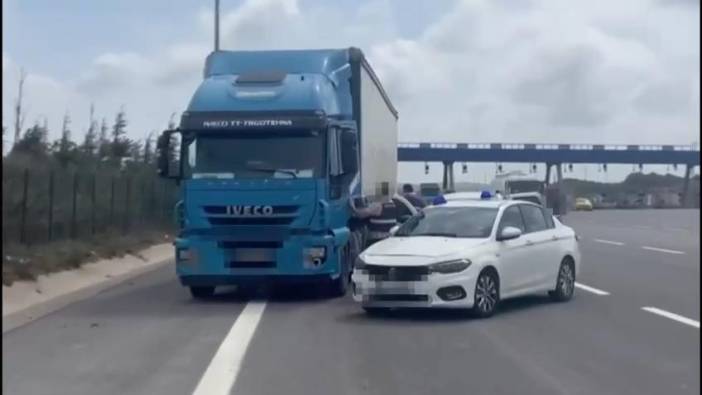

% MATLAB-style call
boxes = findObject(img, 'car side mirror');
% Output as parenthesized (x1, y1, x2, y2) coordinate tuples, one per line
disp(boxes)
(497, 226, 522, 241)
(156, 129, 181, 179)
(389, 225, 400, 236)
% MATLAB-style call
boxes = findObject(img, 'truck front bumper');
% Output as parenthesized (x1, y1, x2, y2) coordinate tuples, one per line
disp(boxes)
(174, 229, 349, 287)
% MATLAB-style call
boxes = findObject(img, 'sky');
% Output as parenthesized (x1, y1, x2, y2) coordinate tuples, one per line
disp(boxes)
(2, 0, 700, 184)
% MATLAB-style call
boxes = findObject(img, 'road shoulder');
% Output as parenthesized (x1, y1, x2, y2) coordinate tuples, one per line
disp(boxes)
(2, 243, 173, 333)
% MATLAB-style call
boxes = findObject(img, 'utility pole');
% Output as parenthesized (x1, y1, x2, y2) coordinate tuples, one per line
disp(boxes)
(214, 0, 220, 51)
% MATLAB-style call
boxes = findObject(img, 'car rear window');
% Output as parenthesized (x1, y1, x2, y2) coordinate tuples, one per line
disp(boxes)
(519, 204, 547, 233)
(514, 196, 541, 205)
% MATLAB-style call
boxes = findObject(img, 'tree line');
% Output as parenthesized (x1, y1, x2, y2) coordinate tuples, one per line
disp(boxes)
(3, 70, 176, 174)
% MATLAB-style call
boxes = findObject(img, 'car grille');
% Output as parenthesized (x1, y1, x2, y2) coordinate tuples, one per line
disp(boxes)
(368, 294, 429, 302)
(362, 264, 429, 282)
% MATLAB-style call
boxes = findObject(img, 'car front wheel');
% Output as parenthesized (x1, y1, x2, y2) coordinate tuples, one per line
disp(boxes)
(549, 258, 575, 302)
(472, 270, 499, 318)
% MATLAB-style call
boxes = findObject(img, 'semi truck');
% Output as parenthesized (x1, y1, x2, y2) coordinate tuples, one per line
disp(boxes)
(156, 47, 398, 298)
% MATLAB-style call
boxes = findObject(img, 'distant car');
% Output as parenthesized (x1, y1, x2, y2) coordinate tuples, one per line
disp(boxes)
(352, 200, 581, 317)
(574, 198, 593, 211)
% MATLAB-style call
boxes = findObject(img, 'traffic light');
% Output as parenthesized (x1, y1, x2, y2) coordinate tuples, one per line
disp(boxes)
(462, 163, 467, 174)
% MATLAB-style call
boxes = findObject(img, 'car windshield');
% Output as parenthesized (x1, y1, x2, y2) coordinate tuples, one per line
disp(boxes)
(183, 130, 325, 179)
(395, 206, 498, 238)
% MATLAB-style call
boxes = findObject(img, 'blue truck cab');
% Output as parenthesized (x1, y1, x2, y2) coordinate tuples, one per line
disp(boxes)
(156, 48, 398, 298)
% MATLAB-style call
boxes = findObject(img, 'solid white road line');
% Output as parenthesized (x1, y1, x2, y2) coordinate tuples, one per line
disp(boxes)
(641, 307, 700, 329)
(593, 239, 625, 246)
(574, 282, 610, 295)
(192, 302, 267, 395)
(641, 246, 685, 255)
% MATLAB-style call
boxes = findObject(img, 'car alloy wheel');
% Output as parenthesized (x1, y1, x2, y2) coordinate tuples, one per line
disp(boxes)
(558, 262, 574, 297)
(550, 259, 575, 302)
(474, 272, 498, 317)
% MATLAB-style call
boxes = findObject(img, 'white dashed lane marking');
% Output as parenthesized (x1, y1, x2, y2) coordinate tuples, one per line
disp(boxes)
(641, 246, 685, 255)
(574, 282, 610, 295)
(192, 302, 267, 395)
(641, 307, 699, 329)
(593, 239, 625, 246)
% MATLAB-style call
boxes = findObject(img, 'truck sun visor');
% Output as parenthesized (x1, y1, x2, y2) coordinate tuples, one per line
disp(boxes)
(235, 70, 287, 84)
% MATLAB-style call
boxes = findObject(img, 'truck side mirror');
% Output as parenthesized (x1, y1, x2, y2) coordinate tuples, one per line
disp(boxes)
(156, 129, 181, 179)
(340, 129, 358, 175)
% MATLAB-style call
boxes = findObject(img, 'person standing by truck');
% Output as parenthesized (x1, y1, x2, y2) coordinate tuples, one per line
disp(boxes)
(401, 184, 426, 209)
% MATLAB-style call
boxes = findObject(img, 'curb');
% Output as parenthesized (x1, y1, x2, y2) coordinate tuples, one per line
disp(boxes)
(2, 257, 172, 334)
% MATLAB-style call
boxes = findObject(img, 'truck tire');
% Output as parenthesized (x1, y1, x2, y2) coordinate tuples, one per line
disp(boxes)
(190, 286, 215, 299)
(328, 245, 350, 298)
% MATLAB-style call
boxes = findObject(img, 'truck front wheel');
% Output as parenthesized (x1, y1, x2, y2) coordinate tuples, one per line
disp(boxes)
(327, 246, 350, 298)
(190, 286, 215, 299)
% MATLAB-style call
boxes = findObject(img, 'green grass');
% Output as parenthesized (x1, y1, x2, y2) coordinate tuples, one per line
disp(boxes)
(2, 230, 173, 286)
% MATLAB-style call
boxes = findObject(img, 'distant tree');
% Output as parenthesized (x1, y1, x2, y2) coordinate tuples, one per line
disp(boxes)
(13, 68, 27, 147)
(110, 107, 130, 160)
(97, 117, 110, 160)
(143, 132, 154, 165)
(13, 119, 49, 157)
(81, 103, 98, 156)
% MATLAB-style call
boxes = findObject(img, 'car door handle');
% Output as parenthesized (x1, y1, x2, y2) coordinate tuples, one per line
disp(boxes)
(551, 235, 558, 241)
(525, 240, 534, 246)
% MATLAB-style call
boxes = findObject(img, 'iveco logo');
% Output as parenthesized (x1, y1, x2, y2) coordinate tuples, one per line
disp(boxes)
(226, 205, 274, 217)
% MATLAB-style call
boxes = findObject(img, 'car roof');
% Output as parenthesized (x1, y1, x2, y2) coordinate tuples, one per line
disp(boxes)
(429, 198, 543, 210)
(444, 191, 505, 200)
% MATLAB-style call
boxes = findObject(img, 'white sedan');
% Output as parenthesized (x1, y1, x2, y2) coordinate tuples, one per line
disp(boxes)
(351, 199, 580, 317)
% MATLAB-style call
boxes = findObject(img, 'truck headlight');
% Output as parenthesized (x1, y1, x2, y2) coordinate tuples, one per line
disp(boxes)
(303, 247, 326, 268)
(429, 259, 471, 274)
(177, 248, 198, 265)
(303, 247, 326, 259)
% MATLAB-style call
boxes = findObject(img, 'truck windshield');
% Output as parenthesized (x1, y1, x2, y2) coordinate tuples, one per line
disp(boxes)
(507, 180, 544, 194)
(184, 130, 325, 179)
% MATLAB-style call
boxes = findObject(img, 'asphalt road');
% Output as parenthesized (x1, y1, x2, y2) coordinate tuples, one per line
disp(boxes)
(3, 209, 699, 395)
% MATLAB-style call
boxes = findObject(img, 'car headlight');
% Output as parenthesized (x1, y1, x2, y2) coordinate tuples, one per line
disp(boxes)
(429, 258, 471, 274)
(354, 256, 367, 270)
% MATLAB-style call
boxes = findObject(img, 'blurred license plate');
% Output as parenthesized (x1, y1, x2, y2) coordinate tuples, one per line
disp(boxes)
(233, 248, 275, 262)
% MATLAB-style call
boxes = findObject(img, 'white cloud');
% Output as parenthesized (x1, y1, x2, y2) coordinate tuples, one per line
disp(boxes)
(2, 0, 699, 182)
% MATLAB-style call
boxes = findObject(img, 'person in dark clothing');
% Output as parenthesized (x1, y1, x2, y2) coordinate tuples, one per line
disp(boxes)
(366, 199, 399, 245)
(401, 184, 426, 208)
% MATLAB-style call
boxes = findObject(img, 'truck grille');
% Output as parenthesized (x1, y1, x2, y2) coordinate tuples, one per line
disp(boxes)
(362, 265, 429, 282)
(203, 205, 298, 226)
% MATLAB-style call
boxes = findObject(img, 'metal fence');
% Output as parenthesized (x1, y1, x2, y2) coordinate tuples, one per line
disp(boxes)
(2, 167, 179, 246)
